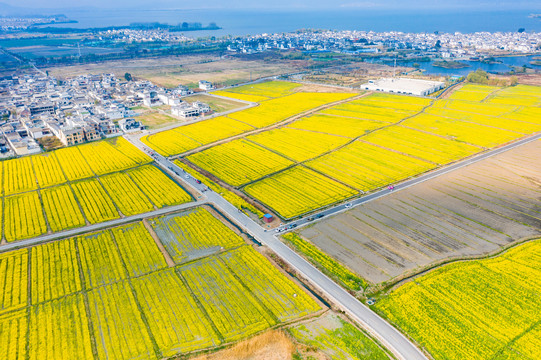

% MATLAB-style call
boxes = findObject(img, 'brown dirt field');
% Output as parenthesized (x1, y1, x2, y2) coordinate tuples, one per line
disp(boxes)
(516, 74, 541, 86)
(296, 139, 541, 285)
(46, 55, 301, 88)
(192, 330, 294, 360)
(294, 83, 359, 93)
(183, 94, 245, 113)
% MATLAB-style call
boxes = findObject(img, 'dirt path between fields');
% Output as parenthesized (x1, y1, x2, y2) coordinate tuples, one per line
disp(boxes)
(142, 218, 175, 267)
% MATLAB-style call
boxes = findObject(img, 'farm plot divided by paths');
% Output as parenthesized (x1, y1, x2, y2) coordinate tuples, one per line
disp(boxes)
(375, 238, 541, 360)
(0, 207, 321, 360)
(294, 139, 541, 285)
(0, 138, 193, 243)
(181, 83, 541, 220)
(141, 80, 356, 157)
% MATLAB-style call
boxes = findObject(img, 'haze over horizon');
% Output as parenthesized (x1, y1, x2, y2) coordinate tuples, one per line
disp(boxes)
(4, 0, 541, 11)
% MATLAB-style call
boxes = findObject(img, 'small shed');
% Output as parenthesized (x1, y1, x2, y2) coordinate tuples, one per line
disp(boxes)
(263, 214, 274, 223)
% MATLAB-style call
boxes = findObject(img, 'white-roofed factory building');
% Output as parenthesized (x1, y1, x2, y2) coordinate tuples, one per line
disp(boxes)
(361, 78, 445, 96)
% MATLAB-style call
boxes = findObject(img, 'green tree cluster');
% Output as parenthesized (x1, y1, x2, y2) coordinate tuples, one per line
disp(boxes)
(466, 69, 489, 84)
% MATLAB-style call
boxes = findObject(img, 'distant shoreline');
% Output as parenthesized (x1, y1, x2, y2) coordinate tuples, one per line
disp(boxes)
(30, 22, 221, 34)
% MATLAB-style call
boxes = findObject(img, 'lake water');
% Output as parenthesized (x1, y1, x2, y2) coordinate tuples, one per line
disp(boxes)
(52, 9, 541, 36)
(373, 55, 541, 76)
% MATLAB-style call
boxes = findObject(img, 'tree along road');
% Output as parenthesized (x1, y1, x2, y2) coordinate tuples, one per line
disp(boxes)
(130, 136, 429, 360)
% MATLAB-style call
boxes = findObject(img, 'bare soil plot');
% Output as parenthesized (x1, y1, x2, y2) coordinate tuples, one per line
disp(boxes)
(296, 140, 541, 285)
(183, 94, 245, 113)
(46, 54, 300, 88)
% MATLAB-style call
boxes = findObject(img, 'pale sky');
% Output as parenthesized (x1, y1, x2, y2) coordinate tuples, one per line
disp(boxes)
(5, 0, 541, 10)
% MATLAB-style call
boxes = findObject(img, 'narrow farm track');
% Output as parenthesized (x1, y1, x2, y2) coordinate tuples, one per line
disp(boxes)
(175, 92, 368, 158)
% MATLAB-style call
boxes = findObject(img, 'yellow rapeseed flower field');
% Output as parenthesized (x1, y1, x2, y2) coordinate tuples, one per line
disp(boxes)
(78, 140, 144, 175)
(31, 238, 81, 304)
(149, 207, 245, 264)
(111, 223, 168, 277)
(88, 281, 157, 360)
(131, 269, 220, 356)
(244, 166, 357, 218)
(71, 178, 119, 224)
(187, 139, 293, 186)
(306, 141, 435, 192)
(127, 165, 193, 207)
(41, 185, 86, 232)
(448, 83, 498, 102)
(3, 156, 37, 195)
(0, 209, 322, 359)
(247, 127, 350, 162)
(289, 113, 389, 138)
(0, 249, 28, 313)
(141, 116, 254, 157)
(227, 92, 355, 128)
(180, 255, 276, 342)
(375, 239, 541, 360)
(78, 231, 128, 289)
(4, 192, 47, 242)
(211, 90, 269, 103)
(100, 172, 154, 216)
(487, 84, 541, 106)
(28, 294, 93, 360)
(221, 246, 321, 321)
(174, 160, 264, 217)
(0, 310, 27, 360)
(214, 80, 301, 98)
(403, 113, 521, 148)
(54, 146, 95, 181)
(31, 152, 66, 188)
(362, 125, 481, 165)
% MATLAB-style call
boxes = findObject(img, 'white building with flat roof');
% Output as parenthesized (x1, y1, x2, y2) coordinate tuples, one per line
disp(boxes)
(361, 78, 445, 96)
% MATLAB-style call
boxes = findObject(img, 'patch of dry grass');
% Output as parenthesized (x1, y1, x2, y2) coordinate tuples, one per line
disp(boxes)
(192, 330, 294, 360)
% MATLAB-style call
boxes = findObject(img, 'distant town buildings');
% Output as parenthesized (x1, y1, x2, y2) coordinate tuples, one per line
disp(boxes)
(198, 80, 214, 91)
(0, 70, 213, 157)
(226, 30, 541, 58)
(361, 78, 445, 96)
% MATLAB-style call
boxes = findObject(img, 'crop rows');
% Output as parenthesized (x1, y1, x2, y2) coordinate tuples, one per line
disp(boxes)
(182, 85, 541, 218)
(188, 139, 294, 186)
(180, 255, 276, 342)
(375, 239, 541, 360)
(127, 165, 193, 208)
(448, 83, 497, 102)
(149, 207, 244, 264)
(244, 166, 357, 218)
(289, 113, 389, 138)
(0, 208, 319, 359)
(174, 160, 264, 218)
(141, 116, 254, 157)
(0, 163, 191, 242)
(28, 294, 93, 360)
(31, 238, 81, 304)
(100, 172, 154, 216)
(227, 92, 354, 128)
(1, 137, 151, 195)
(247, 127, 349, 162)
(220, 246, 320, 321)
(41, 185, 86, 232)
(306, 141, 435, 192)
(362, 125, 481, 165)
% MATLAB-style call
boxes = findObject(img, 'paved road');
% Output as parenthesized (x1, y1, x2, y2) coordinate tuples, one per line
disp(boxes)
(280, 132, 541, 232)
(131, 141, 429, 360)
(0, 200, 206, 252)
(5, 126, 538, 359)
